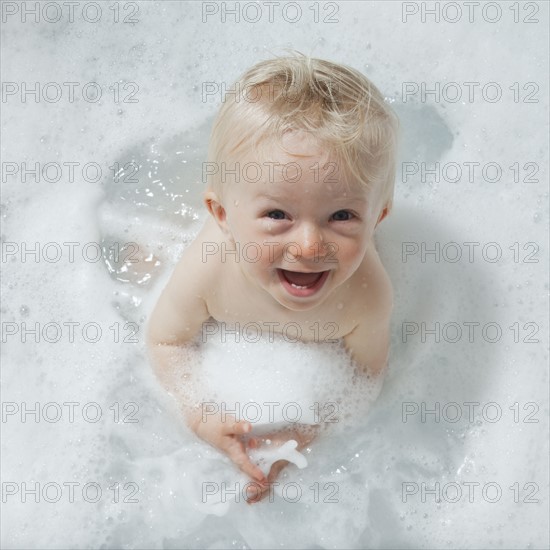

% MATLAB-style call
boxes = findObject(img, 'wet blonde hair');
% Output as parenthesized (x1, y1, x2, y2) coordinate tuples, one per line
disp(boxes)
(206, 52, 399, 213)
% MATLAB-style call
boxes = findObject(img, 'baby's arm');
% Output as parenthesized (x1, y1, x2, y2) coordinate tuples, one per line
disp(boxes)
(343, 271, 393, 379)
(146, 253, 209, 387)
(146, 247, 266, 483)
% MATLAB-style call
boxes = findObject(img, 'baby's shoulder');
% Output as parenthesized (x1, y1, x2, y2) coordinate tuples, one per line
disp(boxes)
(171, 217, 224, 291)
(353, 244, 394, 316)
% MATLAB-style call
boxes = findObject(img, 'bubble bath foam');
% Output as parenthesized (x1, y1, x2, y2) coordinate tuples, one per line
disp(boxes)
(1, 2, 548, 548)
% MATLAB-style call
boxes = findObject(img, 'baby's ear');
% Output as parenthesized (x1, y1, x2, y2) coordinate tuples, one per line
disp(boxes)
(203, 191, 232, 238)
(203, 191, 225, 221)
(375, 205, 389, 227)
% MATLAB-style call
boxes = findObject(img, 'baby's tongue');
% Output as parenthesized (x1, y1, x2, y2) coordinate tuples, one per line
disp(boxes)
(283, 270, 323, 287)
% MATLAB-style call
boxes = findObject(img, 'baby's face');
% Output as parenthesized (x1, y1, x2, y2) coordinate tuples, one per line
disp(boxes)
(219, 131, 385, 311)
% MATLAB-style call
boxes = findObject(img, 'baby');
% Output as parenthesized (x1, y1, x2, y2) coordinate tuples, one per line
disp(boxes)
(147, 53, 399, 503)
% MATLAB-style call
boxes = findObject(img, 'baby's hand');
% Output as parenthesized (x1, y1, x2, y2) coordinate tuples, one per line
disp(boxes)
(186, 409, 268, 485)
(244, 425, 320, 504)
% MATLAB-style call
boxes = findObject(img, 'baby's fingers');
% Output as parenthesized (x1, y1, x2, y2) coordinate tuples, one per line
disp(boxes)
(268, 459, 289, 480)
(222, 419, 251, 436)
(246, 460, 289, 504)
(223, 438, 266, 482)
(245, 481, 270, 504)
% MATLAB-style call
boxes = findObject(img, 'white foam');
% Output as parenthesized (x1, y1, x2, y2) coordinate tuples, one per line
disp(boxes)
(2, 2, 548, 548)
(191, 321, 381, 430)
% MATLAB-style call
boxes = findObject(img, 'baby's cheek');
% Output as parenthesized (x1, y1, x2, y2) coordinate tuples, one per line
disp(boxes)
(259, 243, 281, 266)
(337, 245, 363, 267)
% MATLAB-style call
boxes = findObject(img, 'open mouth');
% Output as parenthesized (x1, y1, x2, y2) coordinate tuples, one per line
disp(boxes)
(277, 269, 330, 298)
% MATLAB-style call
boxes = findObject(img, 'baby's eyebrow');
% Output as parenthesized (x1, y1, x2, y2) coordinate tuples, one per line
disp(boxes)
(253, 190, 369, 203)
(253, 188, 292, 199)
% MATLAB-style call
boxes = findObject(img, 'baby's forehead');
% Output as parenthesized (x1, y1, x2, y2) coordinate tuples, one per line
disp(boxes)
(228, 131, 373, 195)
(239, 139, 341, 177)
(250, 180, 369, 200)
(238, 166, 370, 200)
(277, 130, 328, 156)
(238, 130, 331, 163)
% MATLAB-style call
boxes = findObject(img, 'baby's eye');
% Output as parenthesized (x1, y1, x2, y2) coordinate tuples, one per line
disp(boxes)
(331, 210, 354, 221)
(266, 210, 287, 220)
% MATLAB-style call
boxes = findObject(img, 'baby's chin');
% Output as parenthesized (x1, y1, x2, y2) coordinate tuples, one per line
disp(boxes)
(268, 285, 332, 312)
(273, 297, 322, 312)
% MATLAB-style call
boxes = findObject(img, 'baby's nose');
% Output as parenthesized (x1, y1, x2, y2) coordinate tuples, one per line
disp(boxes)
(289, 224, 327, 261)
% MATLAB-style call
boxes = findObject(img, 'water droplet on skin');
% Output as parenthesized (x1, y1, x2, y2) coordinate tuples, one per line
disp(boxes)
(336, 303, 344, 310)
(234, 200, 239, 207)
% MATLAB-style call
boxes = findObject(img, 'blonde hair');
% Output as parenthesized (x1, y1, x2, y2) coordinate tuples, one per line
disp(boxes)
(206, 52, 399, 212)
